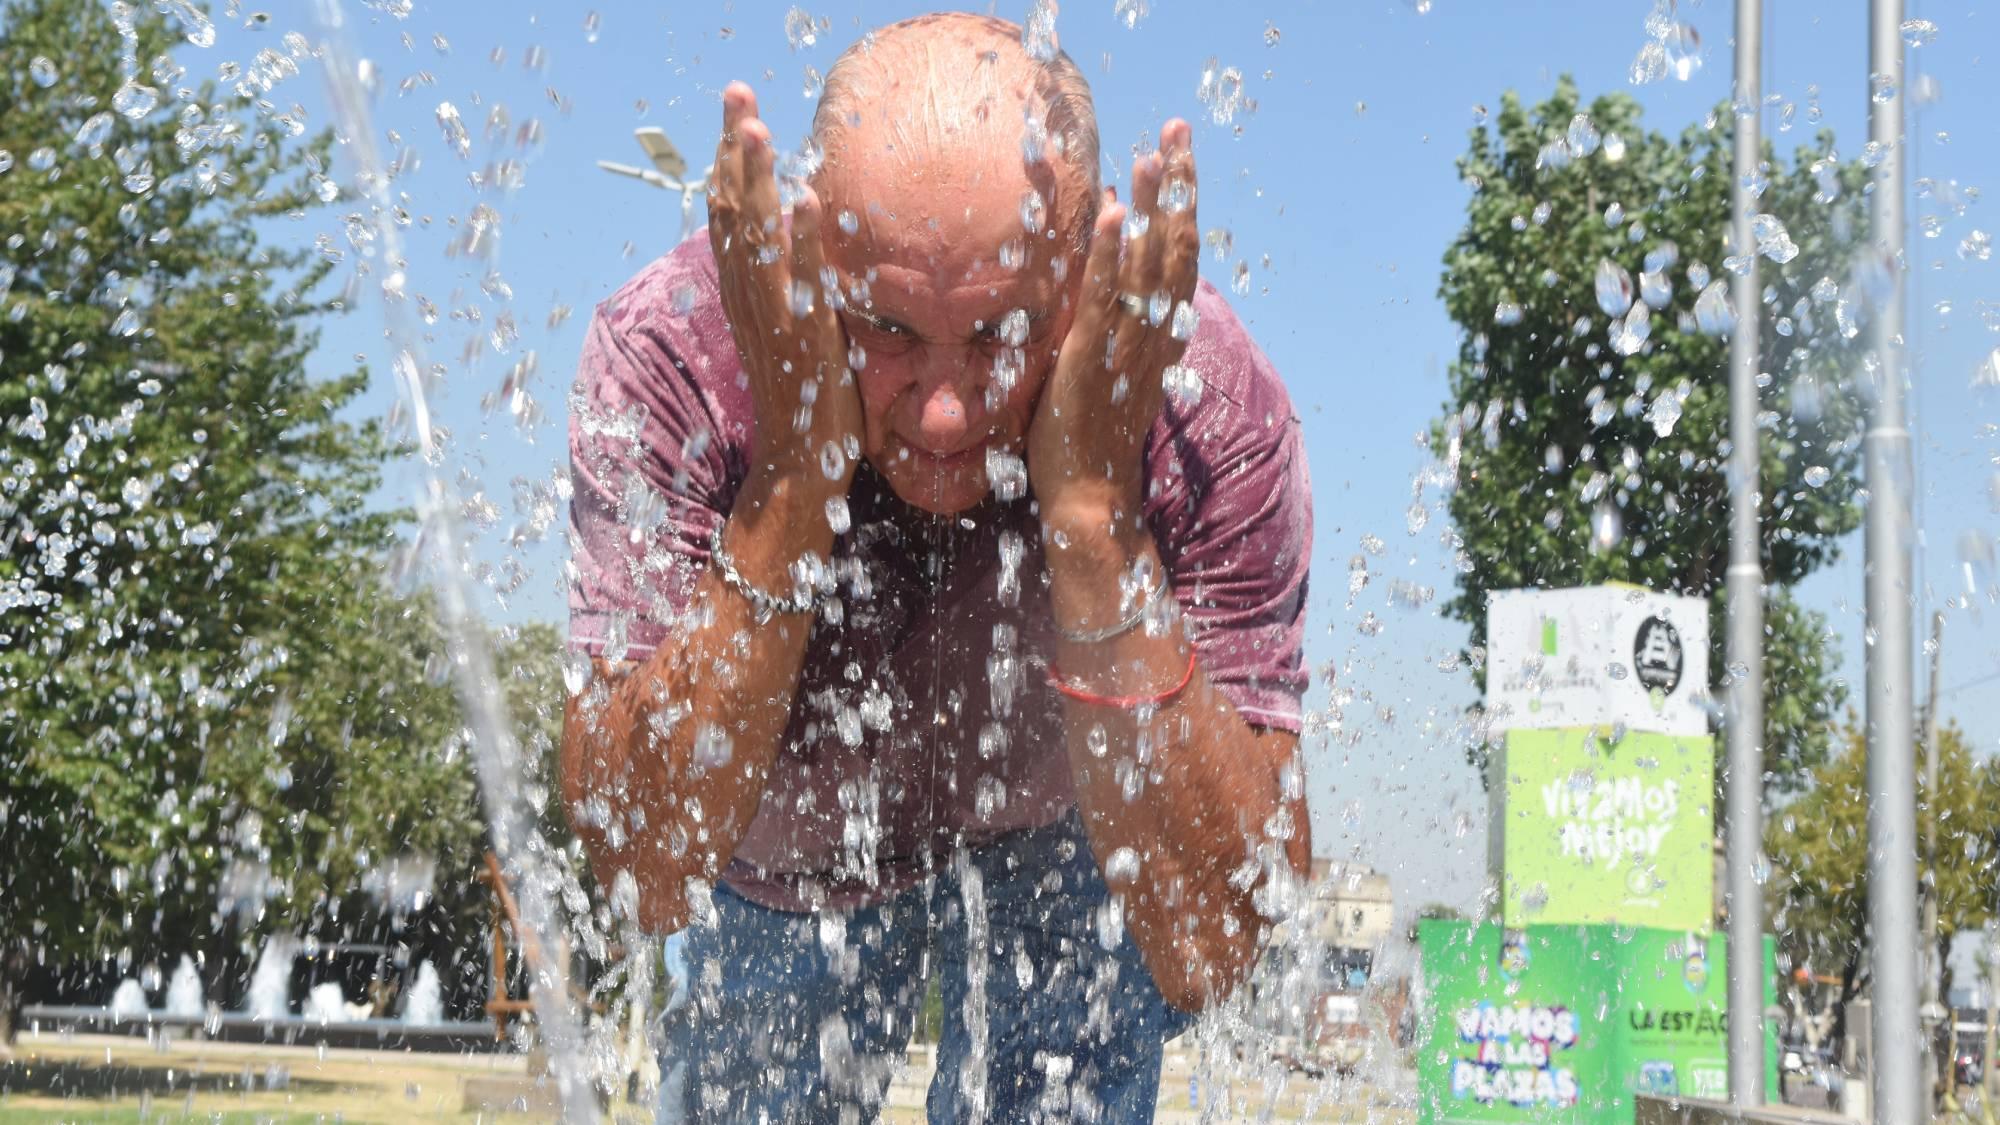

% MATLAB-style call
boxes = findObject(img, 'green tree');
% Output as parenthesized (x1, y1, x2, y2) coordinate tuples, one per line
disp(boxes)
(1433, 78, 1870, 795)
(1765, 719, 2000, 1058)
(0, 0, 484, 1038)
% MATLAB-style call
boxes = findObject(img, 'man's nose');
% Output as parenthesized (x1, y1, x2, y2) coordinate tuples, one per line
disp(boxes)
(911, 351, 983, 449)
(916, 380, 976, 449)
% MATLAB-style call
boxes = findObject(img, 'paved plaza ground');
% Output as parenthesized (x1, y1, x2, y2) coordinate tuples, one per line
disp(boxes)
(0, 1032, 1415, 1123)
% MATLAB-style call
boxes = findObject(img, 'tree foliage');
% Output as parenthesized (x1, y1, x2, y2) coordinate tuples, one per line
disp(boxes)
(0, 0, 488, 1029)
(1766, 719, 2000, 1050)
(1433, 78, 1871, 793)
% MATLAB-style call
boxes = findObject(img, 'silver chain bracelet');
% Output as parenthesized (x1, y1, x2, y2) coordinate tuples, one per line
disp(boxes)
(1056, 578, 1170, 645)
(707, 520, 819, 621)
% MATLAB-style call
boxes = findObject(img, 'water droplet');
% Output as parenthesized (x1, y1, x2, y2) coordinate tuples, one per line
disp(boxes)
(997, 308, 1030, 348)
(1157, 175, 1193, 214)
(1197, 57, 1247, 125)
(692, 722, 734, 772)
(1752, 213, 1800, 263)
(1603, 202, 1625, 228)
(820, 441, 845, 480)
(583, 10, 601, 43)
(1114, 0, 1149, 30)
(112, 81, 159, 120)
(1263, 21, 1281, 47)
(1803, 465, 1832, 488)
(1590, 501, 1624, 552)
(1606, 662, 1629, 680)
(1959, 230, 1992, 262)
(1608, 302, 1651, 356)
(789, 279, 815, 317)
(1694, 280, 1734, 335)
(1638, 270, 1672, 309)
(1646, 390, 1684, 437)
(1871, 72, 1898, 103)
(1161, 364, 1203, 407)
(1018, 190, 1045, 234)
(1835, 295, 1862, 340)
(1901, 18, 1939, 47)
(562, 650, 590, 695)
(1084, 723, 1109, 759)
(1629, 41, 1668, 85)
(1169, 300, 1198, 341)
(784, 6, 818, 49)
(1595, 259, 1634, 316)
(1231, 260, 1251, 295)
(73, 113, 114, 150)
(1665, 23, 1702, 81)
(27, 146, 57, 172)
(435, 102, 470, 159)
(166, 0, 216, 47)
(1565, 113, 1600, 157)
(1104, 847, 1141, 882)
(29, 56, 58, 87)
(1022, 0, 1059, 62)
(1406, 500, 1430, 534)
(1602, 132, 1627, 162)
(1494, 298, 1524, 326)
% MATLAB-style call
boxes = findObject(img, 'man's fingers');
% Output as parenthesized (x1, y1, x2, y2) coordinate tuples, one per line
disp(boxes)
(789, 184, 835, 330)
(1078, 201, 1126, 336)
(1127, 150, 1168, 309)
(736, 117, 787, 287)
(1159, 119, 1200, 302)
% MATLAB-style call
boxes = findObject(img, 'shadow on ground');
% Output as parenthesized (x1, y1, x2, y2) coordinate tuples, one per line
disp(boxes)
(0, 1059, 339, 1101)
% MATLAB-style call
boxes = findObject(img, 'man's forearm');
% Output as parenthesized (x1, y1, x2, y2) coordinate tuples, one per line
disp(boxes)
(562, 468, 839, 931)
(1045, 520, 1311, 1013)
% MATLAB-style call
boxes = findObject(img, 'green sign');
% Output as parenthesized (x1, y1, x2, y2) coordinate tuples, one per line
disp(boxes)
(1496, 728, 1714, 931)
(1417, 922, 1776, 1124)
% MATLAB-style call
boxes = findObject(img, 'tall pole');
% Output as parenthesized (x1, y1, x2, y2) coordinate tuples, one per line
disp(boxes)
(1724, 0, 1768, 1109)
(1864, 0, 1922, 1121)
(1921, 611, 1945, 1108)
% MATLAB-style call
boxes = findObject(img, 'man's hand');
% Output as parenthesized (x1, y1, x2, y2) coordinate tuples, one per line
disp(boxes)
(1028, 119, 1199, 543)
(707, 82, 861, 492)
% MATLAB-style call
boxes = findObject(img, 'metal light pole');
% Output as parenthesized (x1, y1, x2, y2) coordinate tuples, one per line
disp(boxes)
(1724, 0, 1768, 1108)
(597, 127, 711, 238)
(1921, 611, 1946, 1107)
(1864, 0, 1922, 1122)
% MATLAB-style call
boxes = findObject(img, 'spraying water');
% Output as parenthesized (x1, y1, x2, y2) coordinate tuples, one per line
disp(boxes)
(302, 981, 347, 1025)
(108, 978, 150, 1021)
(402, 959, 444, 1026)
(308, 4, 598, 1117)
(164, 955, 203, 1018)
(245, 940, 290, 1021)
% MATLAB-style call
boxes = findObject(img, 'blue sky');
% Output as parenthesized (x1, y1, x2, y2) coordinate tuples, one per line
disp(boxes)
(239, 0, 2000, 916)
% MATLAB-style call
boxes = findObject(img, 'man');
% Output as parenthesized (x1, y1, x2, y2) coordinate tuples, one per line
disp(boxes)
(564, 13, 1312, 1121)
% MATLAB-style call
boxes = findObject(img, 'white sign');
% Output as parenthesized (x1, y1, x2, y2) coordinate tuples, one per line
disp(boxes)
(1485, 585, 1711, 736)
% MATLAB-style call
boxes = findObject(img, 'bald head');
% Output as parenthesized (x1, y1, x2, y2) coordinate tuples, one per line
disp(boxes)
(810, 12, 1100, 251)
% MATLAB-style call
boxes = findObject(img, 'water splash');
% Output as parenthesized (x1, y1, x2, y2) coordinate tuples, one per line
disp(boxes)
(310, 4, 597, 1118)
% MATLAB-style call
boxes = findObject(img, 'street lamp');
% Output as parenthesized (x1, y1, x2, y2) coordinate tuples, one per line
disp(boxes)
(597, 127, 711, 239)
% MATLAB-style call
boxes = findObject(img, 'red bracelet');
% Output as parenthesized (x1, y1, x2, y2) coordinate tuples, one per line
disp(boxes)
(1046, 647, 1198, 710)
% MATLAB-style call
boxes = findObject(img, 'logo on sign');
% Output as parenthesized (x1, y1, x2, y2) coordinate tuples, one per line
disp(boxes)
(1632, 616, 1683, 695)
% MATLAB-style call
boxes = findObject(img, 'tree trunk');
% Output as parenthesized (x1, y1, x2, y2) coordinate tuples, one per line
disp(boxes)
(0, 945, 25, 1053)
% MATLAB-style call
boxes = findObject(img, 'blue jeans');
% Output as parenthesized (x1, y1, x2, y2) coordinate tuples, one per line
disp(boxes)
(658, 813, 1193, 1123)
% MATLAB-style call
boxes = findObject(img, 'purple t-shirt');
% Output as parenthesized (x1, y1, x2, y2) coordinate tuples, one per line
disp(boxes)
(568, 237, 1311, 913)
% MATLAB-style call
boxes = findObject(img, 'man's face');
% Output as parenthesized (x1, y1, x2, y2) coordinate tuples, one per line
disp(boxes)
(818, 156, 1081, 514)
